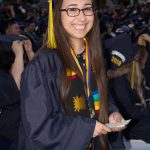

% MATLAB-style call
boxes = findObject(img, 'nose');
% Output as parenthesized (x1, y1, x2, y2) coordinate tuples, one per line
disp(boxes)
(77, 10, 86, 21)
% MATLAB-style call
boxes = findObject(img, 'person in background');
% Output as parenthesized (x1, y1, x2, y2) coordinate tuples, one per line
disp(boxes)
(24, 19, 37, 44)
(2, 19, 21, 36)
(0, 37, 34, 150)
(102, 21, 116, 41)
(23, 18, 42, 52)
(20, 0, 125, 150)
(1, 18, 35, 60)
(106, 33, 150, 143)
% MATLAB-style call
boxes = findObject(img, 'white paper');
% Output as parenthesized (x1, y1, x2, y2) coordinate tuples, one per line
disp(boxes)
(105, 119, 131, 128)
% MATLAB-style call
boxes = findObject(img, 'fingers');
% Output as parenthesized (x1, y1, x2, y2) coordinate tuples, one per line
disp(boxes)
(12, 40, 23, 50)
(93, 121, 112, 137)
(111, 126, 126, 132)
(23, 39, 31, 45)
(101, 123, 112, 133)
(22, 40, 33, 52)
(12, 40, 24, 56)
(109, 112, 124, 123)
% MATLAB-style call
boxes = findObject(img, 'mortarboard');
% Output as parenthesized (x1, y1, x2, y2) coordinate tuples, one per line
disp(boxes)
(104, 33, 138, 68)
(0, 35, 28, 52)
(104, 33, 139, 89)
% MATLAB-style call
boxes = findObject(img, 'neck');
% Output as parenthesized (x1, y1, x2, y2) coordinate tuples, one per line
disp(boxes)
(70, 38, 85, 55)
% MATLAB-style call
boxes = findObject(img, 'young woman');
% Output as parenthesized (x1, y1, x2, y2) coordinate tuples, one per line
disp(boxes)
(107, 33, 150, 143)
(20, 0, 125, 150)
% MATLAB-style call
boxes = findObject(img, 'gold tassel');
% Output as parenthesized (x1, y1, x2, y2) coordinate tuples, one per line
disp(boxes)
(47, 0, 57, 48)
(131, 61, 135, 89)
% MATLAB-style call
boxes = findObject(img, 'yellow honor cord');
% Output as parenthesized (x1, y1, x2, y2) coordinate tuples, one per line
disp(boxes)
(131, 61, 135, 89)
(70, 38, 90, 97)
(84, 38, 90, 97)
(47, 0, 57, 48)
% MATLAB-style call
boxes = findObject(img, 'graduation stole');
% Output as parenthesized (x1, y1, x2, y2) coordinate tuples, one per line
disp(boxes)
(70, 38, 90, 99)
(69, 38, 100, 114)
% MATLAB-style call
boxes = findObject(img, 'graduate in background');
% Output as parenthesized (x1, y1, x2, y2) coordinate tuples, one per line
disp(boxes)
(106, 33, 150, 143)
(20, 0, 125, 150)
(0, 36, 34, 150)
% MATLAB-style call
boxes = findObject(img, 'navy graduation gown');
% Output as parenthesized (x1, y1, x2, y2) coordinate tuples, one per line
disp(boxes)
(0, 70, 20, 108)
(0, 69, 21, 149)
(20, 49, 95, 150)
(109, 75, 150, 143)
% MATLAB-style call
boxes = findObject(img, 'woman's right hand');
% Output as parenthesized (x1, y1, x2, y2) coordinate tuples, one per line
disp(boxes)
(93, 121, 112, 138)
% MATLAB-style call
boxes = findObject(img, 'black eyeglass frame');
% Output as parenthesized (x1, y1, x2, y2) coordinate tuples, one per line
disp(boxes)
(60, 7, 96, 17)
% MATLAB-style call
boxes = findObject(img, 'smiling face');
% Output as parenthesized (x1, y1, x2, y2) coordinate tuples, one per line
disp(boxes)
(61, 0, 94, 42)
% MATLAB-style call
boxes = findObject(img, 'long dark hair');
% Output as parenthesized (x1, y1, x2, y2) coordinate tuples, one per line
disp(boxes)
(43, 0, 108, 149)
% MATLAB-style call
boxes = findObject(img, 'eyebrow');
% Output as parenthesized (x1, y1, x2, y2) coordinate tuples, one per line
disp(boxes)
(66, 3, 92, 7)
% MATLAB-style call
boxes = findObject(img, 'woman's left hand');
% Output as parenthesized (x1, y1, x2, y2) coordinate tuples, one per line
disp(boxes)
(108, 112, 125, 132)
(23, 40, 34, 60)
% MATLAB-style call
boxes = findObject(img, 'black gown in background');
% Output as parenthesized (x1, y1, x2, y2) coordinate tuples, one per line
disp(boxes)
(109, 75, 150, 143)
(0, 69, 21, 150)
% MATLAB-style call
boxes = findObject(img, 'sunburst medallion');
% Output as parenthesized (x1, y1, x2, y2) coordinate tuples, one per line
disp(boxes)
(73, 96, 86, 112)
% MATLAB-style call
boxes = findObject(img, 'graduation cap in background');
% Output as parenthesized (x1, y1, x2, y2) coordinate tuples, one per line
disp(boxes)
(104, 33, 138, 69)
(104, 33, 140, 89)
(0, 35, 28, 52)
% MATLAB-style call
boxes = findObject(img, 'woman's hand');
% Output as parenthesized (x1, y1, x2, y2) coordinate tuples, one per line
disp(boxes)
(12, 40, 24, 57)
(23, 40, 34, 60)
(93, 121, 112, 138)
(108, 112, 125, 132)
(23, 40, 32, 53)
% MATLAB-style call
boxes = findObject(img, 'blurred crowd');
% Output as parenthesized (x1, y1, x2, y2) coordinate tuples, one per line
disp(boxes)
(0, 0, 49, 51)
(0, 1, 150, 49)
(0, 0, 150, 149)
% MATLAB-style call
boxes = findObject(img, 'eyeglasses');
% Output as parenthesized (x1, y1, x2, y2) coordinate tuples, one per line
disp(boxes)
(61, 7, 95, 17)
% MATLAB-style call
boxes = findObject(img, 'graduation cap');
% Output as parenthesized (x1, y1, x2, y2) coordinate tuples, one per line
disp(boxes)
(104, 33, 140, 89)
(0, 35, 28, 52)
(104, 33, 138, 68)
